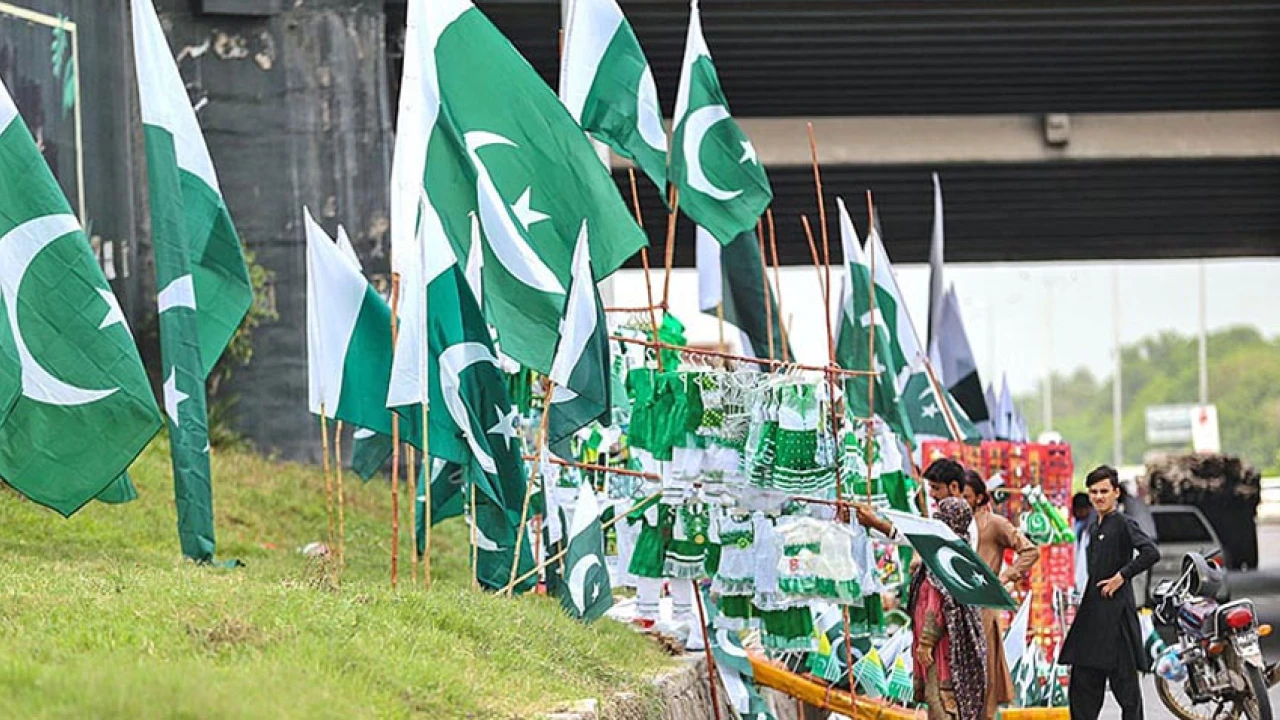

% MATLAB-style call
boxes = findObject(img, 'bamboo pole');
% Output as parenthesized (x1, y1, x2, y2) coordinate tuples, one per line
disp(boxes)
(661, 187, 680, 309)
(757, 219, 775, 361)
(507, 378, 552, 595)
(607, 335, 875, 378)
(320, 406, 334, 569)
(470, 479, 479, 591)
(766, 209, 790, 362)
(422, 393, 432, 590)
(864, 191, 880, 507)
(335, 421, 346, 570)
(389, 275, 402, 589)
(522, 455, 661, 480)
(807, 123, 833, 352)
(405, 445, 416, 582)
(628, 167, 664, 374)
(716, 302, 726, 351)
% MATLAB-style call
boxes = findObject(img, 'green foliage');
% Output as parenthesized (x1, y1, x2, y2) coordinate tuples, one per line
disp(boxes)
(1018, 326, 1280, 477)
(0, 441, 670, 718)
(208, 250, 278, 449)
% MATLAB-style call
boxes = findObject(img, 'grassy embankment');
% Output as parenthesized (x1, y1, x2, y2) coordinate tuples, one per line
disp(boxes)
(0, 439, 670, 718)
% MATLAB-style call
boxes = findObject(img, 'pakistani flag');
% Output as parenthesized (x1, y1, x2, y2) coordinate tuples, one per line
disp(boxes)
(560, 0, 666, 192)
(546, 223, 611, 458)
(993, 374, 1016, 441)
(834, 199, 912, 443)
(304, 207, 413, 449)
(0, 75, 161, 514)
(1003, 594, 1032, 671)
(558, 482, 613, 621)
(388, 208, 529, 548)
(133, 0, 253, 562)
(866, 225, 976, 443)
(669, 0, 771, 245)
(884, 510, 1015, 609)
(350, 427, 393, 479)
(928, 285, 991, 437)
(696, 226, 790, 362)
(397, 0, 646, 385)
(702, 588, 775, 718)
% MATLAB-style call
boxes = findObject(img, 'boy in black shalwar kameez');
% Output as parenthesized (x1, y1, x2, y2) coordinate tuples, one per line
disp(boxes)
(1059, 465, 1160, 720)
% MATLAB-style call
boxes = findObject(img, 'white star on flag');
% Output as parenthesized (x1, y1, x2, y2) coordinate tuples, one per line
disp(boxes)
(510, 187, 550, 231)
(922, 403, 940, 419)
(739, 140, 758, 165)
(97, 288, 128, 331)
(163, 370, 189, 426)
(487, 405, 520, 447)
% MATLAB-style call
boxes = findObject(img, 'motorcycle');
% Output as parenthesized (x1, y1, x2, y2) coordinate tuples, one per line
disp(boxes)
(1152, 550, 1277, 720)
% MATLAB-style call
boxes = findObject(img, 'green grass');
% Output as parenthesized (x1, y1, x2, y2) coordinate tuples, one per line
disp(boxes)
(0, 440, 671, 719)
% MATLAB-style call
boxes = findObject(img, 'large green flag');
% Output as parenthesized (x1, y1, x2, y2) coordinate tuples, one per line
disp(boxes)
(865, 224, 975, 443)
(407, 0, 646, 378)
(669, 0, 771, 245)
(884, 509, 1015, 609)
(557, 482, 613, 622)
(834, 199, 913, 444)
(0, 75, 161, 514)
(560, 0, 667, 192)
(133, 0, 253, 562)
(546, 224, 611, 458)
(388, 205, 530, 547)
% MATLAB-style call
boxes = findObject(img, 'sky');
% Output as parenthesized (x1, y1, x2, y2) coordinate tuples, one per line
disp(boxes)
(610, 257, 1280, 398)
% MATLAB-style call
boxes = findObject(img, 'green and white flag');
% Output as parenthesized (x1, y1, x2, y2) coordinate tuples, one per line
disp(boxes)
(886, 656, 913, 703)
(350, 426, 393, 480)
(669, 0, 771, 246)
(304, 207, 410, 446)
(851, 647, 889, 698)
(393, 0, 646, 383)
(866, 225, 975, 443)
(546, 223, 611, 458)
(0, 75, 161, 514)
(928, 284, 992, 438)
(884, 509, 1015, 609)
(834, 198, 913, 443)
(389, 201, 529, 548)
(702, 587, 775, 719)
(558, 482, 613, 621)
(133, 0, 254, 562)
(1003, 594, 1032, 671)
(696, 226, 791, 363)
(560, 0, 666, 191)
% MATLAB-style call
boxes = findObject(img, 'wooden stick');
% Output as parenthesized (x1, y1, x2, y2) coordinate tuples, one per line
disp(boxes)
(628, 167, 664, 373)
(389, 274, 401, 589)
(661, 186, 680, 309)
(863, 189, 880, 510)
(716, 302, 726, 351)
(522, 455, 661, 480)
(405, 445, 416, 581)
(766, 209, 790, 362)
(501, 491, 662, 595)
(335, 420, 346, 571)
(800, 215, 829, 310)
(507, 378, 552, 595)
(607, 335, 875, 377)
(320, 407, 334, 572)
(693, 586, 724, 720)
(422, 392, 432, 591)
(807, 122, 833, 359)
(757, 219, 775, 361)
(470, 479, 479, 591)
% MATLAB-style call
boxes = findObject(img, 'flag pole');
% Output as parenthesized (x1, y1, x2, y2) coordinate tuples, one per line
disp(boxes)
(320, 405, 335, 576)
(864, 190, 881, 507)
(405, 444, 417, 578)
(803, 210, 858, 698)
(470, 479, 479, 591)
(806, 123, 832, 346)
(389, 274, 402, 589)
(757, 218, 774, 361)
(766, 209, 791, 362)
(627, 167, 664, 371)
(335, 420, 346, 571)
(661, 187, 680, 309)
(508, 376, 551, 595)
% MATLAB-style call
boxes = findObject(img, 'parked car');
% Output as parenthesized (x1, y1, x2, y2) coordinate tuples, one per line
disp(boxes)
(1131, 504, 1230, 605)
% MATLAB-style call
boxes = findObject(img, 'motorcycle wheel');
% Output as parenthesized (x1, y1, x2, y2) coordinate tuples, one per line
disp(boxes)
(1157, 676, 1238, 720)
(1240, 665, 1274, 720)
